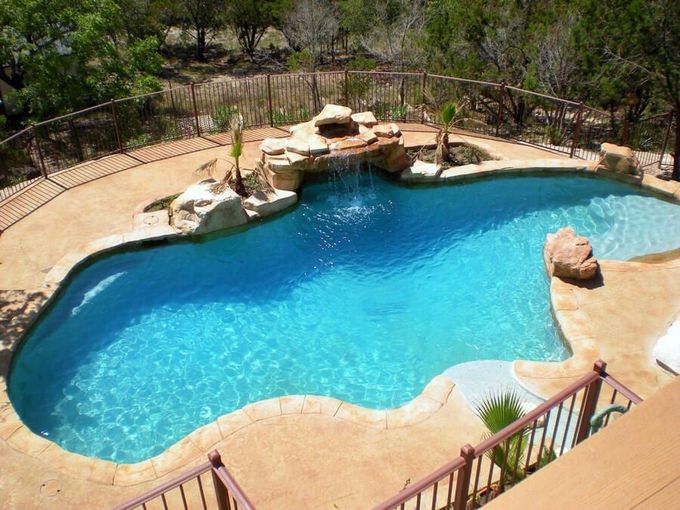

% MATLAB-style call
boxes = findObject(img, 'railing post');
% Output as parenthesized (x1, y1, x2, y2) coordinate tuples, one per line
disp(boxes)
(344, 69, 349, 107)
(658, 111, 674, 169)
(209, 451, 230, 510)
(32, 125, 48, 178)
(574, 360, 606, 445)
(570, 102, 584, 158)
(190, 83, 201, 137)
(496, 82, 506, 137)
(453, 444, 475, 510)
(420, 71, 427, 123)
(111, 100, 123, 153)
(266, 74, 274, 127)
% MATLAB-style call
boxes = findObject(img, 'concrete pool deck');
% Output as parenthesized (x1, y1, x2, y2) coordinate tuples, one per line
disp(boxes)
(0, 124, 679, 508)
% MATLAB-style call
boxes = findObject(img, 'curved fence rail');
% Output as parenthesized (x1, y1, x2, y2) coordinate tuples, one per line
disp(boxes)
(373, 361, 642, 510)
(0, 71, 675, 215)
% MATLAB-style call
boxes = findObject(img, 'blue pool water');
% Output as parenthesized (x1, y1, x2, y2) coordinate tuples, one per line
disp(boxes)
(9, 173, 680, 462)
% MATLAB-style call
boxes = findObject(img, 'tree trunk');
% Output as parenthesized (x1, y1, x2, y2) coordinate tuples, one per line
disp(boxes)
(196, 29, 206, 61)
(672, 116, 680, 181)
(234, 157, 247, 197)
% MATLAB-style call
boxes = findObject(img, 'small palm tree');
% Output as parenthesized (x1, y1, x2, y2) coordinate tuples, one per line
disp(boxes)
(475, 391, 529, 487)
(230, 113, 247, 197)
(435, 102, 458, 165)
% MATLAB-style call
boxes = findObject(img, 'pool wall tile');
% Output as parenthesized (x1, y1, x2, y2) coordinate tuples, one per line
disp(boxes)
(301, 395, 343, 415)
(150, 437, 202, 478)
(188, 422, 222, 451)
(335, 403, 387, 429)
(386, 396, 442, 429)
(7, 425, 52, 457)
(38, 443, 117, 484)
(217, 410, 254, 438)
(113, 460, 157, 486)
(242, 398, 282, 421)
(280, 395, 305, 414)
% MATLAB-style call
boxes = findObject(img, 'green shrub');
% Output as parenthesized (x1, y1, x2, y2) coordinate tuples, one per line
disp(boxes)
(211, 105, 238, 133)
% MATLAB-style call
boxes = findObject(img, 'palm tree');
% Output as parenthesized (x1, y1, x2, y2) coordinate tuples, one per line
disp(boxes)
(475, 391, 529, 488)
(230, 113, 247, 197)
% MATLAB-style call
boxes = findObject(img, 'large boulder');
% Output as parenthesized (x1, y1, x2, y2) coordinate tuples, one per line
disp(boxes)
(599, 143, 640, 174)
(313, 104, 352, 126)
(171, 179, 247, 235)
(543, 227, 599, 280)
(243, 189, 298, 217)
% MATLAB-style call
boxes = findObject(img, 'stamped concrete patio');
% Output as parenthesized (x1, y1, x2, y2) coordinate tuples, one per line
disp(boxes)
(0, 124, 678, 509)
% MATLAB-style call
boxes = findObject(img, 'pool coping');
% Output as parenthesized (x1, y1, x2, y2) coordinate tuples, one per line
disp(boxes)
(1, 160, 680, 486)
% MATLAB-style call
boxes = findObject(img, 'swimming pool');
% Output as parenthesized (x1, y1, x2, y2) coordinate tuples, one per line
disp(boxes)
(9, 173, 680, 462)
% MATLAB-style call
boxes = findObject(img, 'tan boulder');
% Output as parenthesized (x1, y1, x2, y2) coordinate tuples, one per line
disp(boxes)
(599, 143, 640, 174)
(259, 138, 286, 155)
(243, 189, 298, 217)
(543, 227, 599, 280)
(308, 134, 330, 156)
(285, 150, 311, 165)
(373, 123, 395, 137)
(290, 120, 318, 138)
(389, 123, 401, 137)
(330, 138, 368, 151)
(314, 104, 353, 126)
(351, 111, 378, 126)
(286, 138, 310, 156)
(358, 124, 378, 144)
(171, 179, 247, 235)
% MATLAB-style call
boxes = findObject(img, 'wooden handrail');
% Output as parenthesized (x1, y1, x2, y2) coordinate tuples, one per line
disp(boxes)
(111, 461, 212, 510)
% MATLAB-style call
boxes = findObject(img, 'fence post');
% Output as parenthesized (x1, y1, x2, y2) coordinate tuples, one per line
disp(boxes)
(453, 444, 475, 510)
(208, 451, 229, 510)
(574, 360, 606, 445)
(266, 74, 274, 127)
(496, 82, 506, 137)
(344, 69, 349, 107)
(190, 83, 201, 137)
(658, 111, 674, 169)
(33, 125, 48, 178)
(420, 71, 427, 123)
(570, 102, 584, 158)
(111, 100, 123, 153)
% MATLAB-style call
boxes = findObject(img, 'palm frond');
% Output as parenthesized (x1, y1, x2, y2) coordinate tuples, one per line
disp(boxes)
(441, 102, 457, 125)
(194, 158, 217, 178)
(476, 390, 527, 434)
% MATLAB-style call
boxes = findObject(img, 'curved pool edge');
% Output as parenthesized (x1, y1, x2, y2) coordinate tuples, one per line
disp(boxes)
(2, 163, 680, 484)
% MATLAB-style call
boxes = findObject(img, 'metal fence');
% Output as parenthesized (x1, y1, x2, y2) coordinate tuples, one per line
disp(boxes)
(1, 71, 675, 203)
(112, 451, 255, 510)
(374, 360, 642, 510)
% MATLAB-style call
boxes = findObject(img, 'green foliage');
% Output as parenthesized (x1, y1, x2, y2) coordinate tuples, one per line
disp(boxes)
(287, 49, 315, 73)
(211, 105, 239, 133)
(229, 113, 244, 160)
(224, 0, 290, 59)
(348, 56, 377, 72)
(441, 102, 457, 126)
(143, 193, 180, 212)
(475, 391, 529, 485)
(0, 0, 162, 120)
(272, 108, 310, 125)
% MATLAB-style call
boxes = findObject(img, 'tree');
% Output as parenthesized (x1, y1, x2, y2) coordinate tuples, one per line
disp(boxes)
(340, 0, 426, 70)
(229, 113, 246, 196)
(575, 0, 680, 179)
(224, 0, 289, 61)
(282, 0, 338, 68)
(0, 0, 162, 119)
(115, 0, 178, 47)
(179, 0, 224, 61)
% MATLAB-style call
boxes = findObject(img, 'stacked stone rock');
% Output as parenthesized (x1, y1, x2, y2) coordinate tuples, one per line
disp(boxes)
(257, 104, 410, 191)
